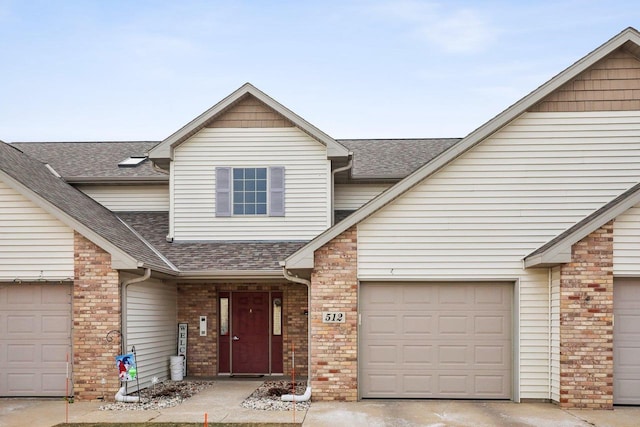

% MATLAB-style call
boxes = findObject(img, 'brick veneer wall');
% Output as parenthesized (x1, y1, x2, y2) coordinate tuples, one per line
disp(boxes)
(176, 282, 308, 376)
(310, 226, 358, 401)
(559, 222, 614, 409)
(283, 282, 308, 376)
(177, 283, 217, 377)
(73, 232, 121, 400)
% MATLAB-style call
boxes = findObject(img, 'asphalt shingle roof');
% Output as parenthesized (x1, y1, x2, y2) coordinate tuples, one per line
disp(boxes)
(339, 138, 461, 179)
(0, 142, 173, 272)
(117, 212, 306, 271)
(12, 139, 461, 181)
(3, 137, 462, 274)
(12, 141, 165, 180)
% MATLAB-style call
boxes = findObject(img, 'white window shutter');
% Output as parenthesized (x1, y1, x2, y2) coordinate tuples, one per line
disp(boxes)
(216, 167, 231, 217)
(269, 166, 285, 217)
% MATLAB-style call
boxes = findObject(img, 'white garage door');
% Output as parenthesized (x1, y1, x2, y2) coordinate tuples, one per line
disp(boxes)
(614, 278, 640, 405)
(360, 282, 512, 399)
(0, 283, 72, 396)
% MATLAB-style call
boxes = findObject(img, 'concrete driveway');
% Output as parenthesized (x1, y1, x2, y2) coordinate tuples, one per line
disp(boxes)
(305, 400, 640, 426)
(1, 380, 639, 426)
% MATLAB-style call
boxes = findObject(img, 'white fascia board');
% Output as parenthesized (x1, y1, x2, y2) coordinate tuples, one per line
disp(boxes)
(0, 170, 139, 270)
(148, 83, 349, 161)
(285, 27, 640, 271)
(65, 176, 169, 184)
(523, 252, 572, 269)
(283, 252, 315, 270)
(177, 269, 283, 280)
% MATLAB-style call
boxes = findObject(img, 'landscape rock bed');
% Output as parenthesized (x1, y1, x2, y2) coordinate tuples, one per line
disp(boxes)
(241, 380, 310, 411)
(99, 380, 214, 411)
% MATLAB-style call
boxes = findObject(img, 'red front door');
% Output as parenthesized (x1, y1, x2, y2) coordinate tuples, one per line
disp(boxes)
(231, 292, 270, 373)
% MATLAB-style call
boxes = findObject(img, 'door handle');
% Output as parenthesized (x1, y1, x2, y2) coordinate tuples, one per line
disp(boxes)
(233, 335, 240, 341)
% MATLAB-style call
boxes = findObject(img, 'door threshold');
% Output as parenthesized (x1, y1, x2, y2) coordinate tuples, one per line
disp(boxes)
(230, 374, 265, 378)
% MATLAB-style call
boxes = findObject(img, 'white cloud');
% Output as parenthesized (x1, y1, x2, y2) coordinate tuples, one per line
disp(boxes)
(373, 0, 499, 53)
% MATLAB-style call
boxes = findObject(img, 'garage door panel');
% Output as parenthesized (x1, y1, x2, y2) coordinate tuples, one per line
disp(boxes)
(403, 315, 432, 335)
(404, 375, 433, 394)
(6, 344, 37, 363)
(475, 315, 508, 335)
(403, 345, 433, 365)
(365, 374, 399, 394)
(6, 315, 36, 334)
(614, 279, 640, 404)
(7, 373, 38, 394)
(367, 315, 398, 335)
(42, 373, 67, 392)
(42, 344, 69, 363)
(438, 315, 469, 335)
(361, 282, 512, 399)
(474, 375, 509, 395)
(1, 284, 71, 396)
(402, 286, 435, 305)
(616, 314, 640, 334)
(475, 345, 508, 365)
(438, 345, 469, 365)
(366, 345, 397, 364)
(438, 286, 469, 304)
(42, 314, 70, 333)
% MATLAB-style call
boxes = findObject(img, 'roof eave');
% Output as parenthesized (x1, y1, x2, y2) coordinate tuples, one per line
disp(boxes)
(523, 251, 572, 269)
(524, 181, 640, 268)
(66, 176, 169, 184)
(285, 27, 640, 271)
(0, 169, 140, 270)
(177, 269, 284, 280)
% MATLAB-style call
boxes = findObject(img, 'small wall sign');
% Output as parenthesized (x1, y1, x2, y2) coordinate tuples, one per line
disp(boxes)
(322, 311, 346, 323)
(177, 323, 188, 375)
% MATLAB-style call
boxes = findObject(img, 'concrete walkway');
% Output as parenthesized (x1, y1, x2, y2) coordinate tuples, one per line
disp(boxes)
(1, 380, 639, 426)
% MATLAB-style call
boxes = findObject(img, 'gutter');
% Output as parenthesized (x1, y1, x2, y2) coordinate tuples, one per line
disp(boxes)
(281, 266, 312, 402)
(118, 268, 151, 401)
(331, 155, 353, 225)
(65, 176, 169, 184)
(176, 269, 284, 279)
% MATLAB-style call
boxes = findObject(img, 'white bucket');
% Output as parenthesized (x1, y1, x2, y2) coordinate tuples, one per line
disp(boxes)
(170, 355, 184, 381)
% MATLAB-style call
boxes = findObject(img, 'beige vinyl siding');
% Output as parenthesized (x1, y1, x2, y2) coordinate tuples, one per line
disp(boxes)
(613, 203, 640, 275)
(550, 266, 560, 403)
(358, 110, 640, 399)
(77, 184, 169, 212)
(334, 184, 391, 210)
(0, 180, 74, 280)
(172, 127, 330, 241)
(124, 276, 177, 391)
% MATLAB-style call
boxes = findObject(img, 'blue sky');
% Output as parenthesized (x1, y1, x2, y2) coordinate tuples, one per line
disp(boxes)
(1, 1, 639, 141)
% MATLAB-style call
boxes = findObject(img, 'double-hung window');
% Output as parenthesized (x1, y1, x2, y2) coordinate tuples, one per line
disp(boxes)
(215, 166, 284, 217)
(233, 167, 267, 215)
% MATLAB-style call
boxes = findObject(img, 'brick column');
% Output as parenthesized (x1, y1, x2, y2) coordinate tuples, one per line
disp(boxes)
(283, 283, 309, 376)
(310, 226, 358, 401)
(73, 232, 121, 400)
(559, 222, 614, 409)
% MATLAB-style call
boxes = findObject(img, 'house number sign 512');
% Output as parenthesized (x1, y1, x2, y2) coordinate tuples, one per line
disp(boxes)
(322, 312, 346, 323)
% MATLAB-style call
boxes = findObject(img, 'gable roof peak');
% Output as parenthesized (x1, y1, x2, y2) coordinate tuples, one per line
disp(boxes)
(284, 26, 640, 270)
(148, 83, 349, 163)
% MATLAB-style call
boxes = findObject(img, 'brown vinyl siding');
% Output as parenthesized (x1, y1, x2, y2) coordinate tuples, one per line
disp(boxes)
(529, 48, 640, 112)
(207, 94, 294, 128)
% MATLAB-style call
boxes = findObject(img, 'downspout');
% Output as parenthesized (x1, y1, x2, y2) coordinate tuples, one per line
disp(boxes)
(281, 266, 312, 402)
(116, 268, 151, 403)
(548, 267, 552, 401)
(331, 155, 353, 225)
